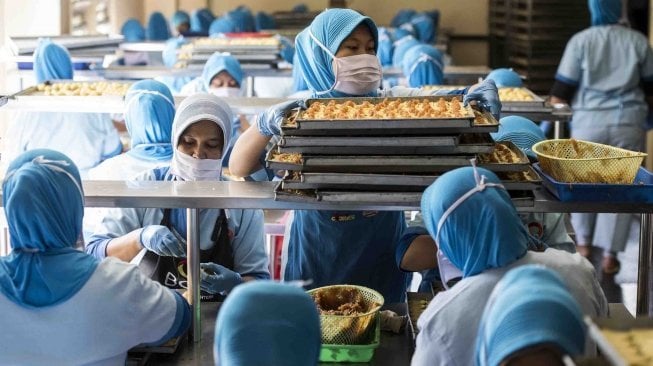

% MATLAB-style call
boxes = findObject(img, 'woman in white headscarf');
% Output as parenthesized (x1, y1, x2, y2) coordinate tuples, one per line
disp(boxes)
(86, 94, 269, 300)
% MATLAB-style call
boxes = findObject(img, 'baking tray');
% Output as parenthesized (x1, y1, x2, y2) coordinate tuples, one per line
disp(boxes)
(498, 87, 546, 108)
(9, 80, 131, 112)
(11, 80, 130, 99)
(406, 292, 434, 340)
(533, 163, 653, 203)
(585, 316, 653, 366)
(281, 166, 541, 191)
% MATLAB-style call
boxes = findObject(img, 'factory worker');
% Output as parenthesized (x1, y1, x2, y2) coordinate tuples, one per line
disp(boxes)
(292, 3, 309, 13)
(214, 281, 321, 366)
(392, 35, 421, 68)
(410, 166, 607, 366)
(190, 8, 215, 35)
(397, 116, 576, 290)
(475, 265, 586, 366)
(172, 10, 191, 36)
(147, 12, 172, 41)
(121, 18, 146, 42)
(157, 36, 193, 94)
(88, 79, 175, 181)
(377, 27, 394, 67)
(486, 68, 522, 88)
(550, 0, 653, 276)
(402, 44, 444, 87)
(86, 94, 269, 300)
(209, 16, 238, 36)
(0, 149, 190, 365)
(408, 13, 436, 44)
(3, 40, 122, 179)
(226, 8, 257, 33)
(391, 9, 417, 28)
(229, 9, 501, 302)
(256, 11, 276, 31)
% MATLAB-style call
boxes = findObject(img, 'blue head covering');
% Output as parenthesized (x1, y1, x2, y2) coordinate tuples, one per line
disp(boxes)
(256, 11, 276, 31)
(172, 10, 190, 28)
(391, 9, 417, 28)
(0, 149, 98, 308)
(33, 39, 73, 83)
(124, 80, 175, 161)
(392, 35, 420, 68)
(492, 116, 546, 159)
(293, 4, 309, 13)
(393, 26, 415, 40)
(295, 8, 379, 98)
(279, 36, 295, 63)
(475, 265, 586, 366)
(410, 14, 436, 43)
(589, 0, 622, 26)
(421, 167, 531, 277)
(201, 53, 243, 90)
(215, 281, 321, 366)
(121, 18, 146, 42)
(402, 44, 444, 87)
(162, 36, 187, 67)
(486, 68, 522, 88)
(291, 52, 308, 93)
(226, 9, 256, 32)
(377, 27, 394, 66)
(426, 10, 441, 29)
(209, 17, 238, 36)
(191, 8, 215, 33)
(147, 12, 171, 41)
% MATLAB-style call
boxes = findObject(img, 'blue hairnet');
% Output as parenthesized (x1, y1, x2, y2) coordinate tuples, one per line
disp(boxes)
(293, 3, 309, 13)
(0, 149, 98, 308)
(162, 36, 187, 67)
(486, 68, 522, 88)
(256, 11, 276, 31)
(121, 18, 146, 42)
(295, 9, 379, 98)
(146, 12, 171, 41)
(402, 44, 444, 87)
(589, 0, 622, 26)
(410, 14, 436, 43)
(191, 8, 215, 33)
(475, 265, 586, 366)
(226, 9, 256, 32)
(377, 27, 394, 66)
(172, 10, 190, 28)
(209, 17, 238, 36)
(279, 36, 295, 63)
(33, 39, 73, 83)
(291, 52, 308, 92)
(492, 116, 546, 159)
(124, 80, 175, 161)
(201, 53, 243, 90)
(391, 9, 417, 28)
(425, 10, 440, 29)
(393, 26, 414, 40)
(421, 167, 530, 277)
(215, 281, 321, 366)
(392, 35, 420, 67)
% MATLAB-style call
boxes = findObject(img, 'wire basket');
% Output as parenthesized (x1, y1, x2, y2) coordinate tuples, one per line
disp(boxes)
(532, 139, 647, 184)
(308, 285, 384, 345)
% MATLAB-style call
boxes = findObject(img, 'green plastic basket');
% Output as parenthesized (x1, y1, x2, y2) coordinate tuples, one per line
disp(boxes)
(319, 316, 381, 363)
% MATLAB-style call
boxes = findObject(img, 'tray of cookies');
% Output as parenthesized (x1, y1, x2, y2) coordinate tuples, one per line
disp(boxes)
(280, 96, 499, 136)
(497, 87, 546, 108)
(585, 316, 653, 366)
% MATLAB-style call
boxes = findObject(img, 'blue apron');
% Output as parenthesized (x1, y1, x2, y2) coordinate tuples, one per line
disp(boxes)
(285, 210, 409, 302)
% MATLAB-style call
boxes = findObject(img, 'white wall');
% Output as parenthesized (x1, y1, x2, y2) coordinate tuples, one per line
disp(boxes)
(4, 0, 62, 37)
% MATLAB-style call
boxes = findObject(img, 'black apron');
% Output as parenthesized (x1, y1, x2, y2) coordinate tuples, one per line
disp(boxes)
(139, 208, 234, 301)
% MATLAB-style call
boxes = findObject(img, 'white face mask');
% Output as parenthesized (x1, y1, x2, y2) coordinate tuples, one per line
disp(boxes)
(170, 150, 222, 181)
(309, 30, 382, 95)
(209, 87, 241, 98)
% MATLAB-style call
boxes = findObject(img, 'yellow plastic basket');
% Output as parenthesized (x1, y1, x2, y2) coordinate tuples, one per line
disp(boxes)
(308, 285, 384, 345)
(532, 139, 647, 184)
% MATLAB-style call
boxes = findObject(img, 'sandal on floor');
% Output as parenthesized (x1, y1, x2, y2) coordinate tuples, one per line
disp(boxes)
(576, 245, 592, 259)
(602, 257, 621, 275)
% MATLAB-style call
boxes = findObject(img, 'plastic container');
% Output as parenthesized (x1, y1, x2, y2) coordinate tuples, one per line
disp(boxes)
(533, 163, 653, 203)
(319, 317, 381, 363)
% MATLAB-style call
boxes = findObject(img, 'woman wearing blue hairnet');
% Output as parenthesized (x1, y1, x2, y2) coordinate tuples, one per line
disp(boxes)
(214, 281, 321, 366)
(86, 94, 269, 301)
(402, 44, 444, 87)
(229, 8, 501, 303)
(550, 0, 653, 276)
(475, 265, 587, 366)
(3, 40, 122, 179)
(147, 12, 171, 41)
(121, 18, 145, 42)
(0, 149, 190, 364)
(172, 10, 191, 36)
(191, 8, 215, 35)
(410, 166, 606, 366)
(397, 116, 576, 291)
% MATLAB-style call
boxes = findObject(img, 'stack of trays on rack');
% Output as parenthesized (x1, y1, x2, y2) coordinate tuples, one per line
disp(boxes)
(177, 36, 282, 67)
(266, 96, 541, 206)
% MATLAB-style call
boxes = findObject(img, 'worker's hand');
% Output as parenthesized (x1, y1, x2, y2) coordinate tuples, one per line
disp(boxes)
(463, 78, 502, 120)
(256, 99, 305, 136)
(139, 225, 186, 257)
(199, 263, 243, 294)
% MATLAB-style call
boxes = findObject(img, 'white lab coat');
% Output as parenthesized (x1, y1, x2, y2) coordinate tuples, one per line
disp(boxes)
(411, 249, 608, 366)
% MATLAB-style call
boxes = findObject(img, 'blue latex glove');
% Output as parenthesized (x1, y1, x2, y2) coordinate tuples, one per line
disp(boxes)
(463, 78, 502, 120)
(256, 99, 305, 136)
(139, 225, 186, 257)
(200, 262, 243, 294)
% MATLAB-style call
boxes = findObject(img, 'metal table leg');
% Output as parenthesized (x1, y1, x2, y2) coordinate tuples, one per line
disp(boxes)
(554, 120, 562, 139)
(636, 213, 653, 316)
(186, 208, 201, 342)
(245, 76, 255, 97)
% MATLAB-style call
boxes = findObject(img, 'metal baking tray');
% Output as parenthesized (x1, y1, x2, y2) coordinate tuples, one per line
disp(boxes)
(498, 87, 546, 108)
(585, 316, 653, 366)
(281, 165, 541, 191)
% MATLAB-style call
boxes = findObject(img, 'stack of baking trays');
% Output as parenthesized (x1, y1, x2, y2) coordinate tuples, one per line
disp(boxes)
(176, 36, 282, 68)
(267, 95, 541, 207)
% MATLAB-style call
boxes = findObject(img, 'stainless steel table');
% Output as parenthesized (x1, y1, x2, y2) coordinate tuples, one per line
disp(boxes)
(501, 104, 573, 139)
